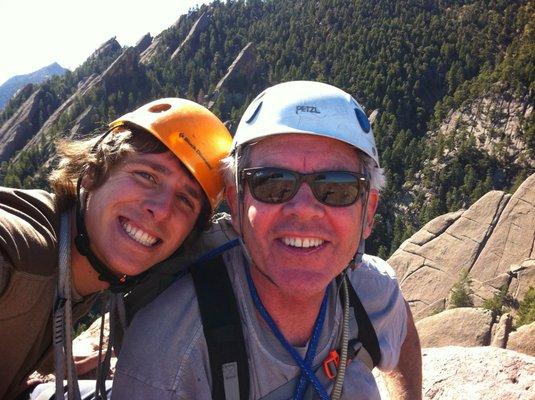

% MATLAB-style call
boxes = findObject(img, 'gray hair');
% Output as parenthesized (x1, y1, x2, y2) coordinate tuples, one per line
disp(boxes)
(221, 146, 386, 191)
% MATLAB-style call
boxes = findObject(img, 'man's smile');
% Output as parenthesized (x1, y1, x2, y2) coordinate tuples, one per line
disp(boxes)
(119, 217, 160, 247)
(281, 236, 325, 248)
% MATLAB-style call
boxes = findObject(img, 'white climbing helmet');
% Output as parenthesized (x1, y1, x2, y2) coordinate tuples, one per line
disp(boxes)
(233, 80, 380, 168)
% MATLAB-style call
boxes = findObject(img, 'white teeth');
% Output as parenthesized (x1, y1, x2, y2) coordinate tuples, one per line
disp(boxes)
(121, 219, 158, 247)
(282, 237, 324, 248)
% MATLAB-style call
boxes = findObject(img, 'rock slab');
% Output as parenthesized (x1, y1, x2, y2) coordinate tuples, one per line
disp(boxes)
(375, 346, 535, 399)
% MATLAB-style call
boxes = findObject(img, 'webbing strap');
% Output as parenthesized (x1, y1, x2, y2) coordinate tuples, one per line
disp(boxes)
(343, 282, 381, 367)
(191, 256, 249, 400)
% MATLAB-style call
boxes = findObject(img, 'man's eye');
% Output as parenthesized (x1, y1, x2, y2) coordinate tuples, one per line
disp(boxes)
(177, 194, 194, 209)
(136, 171, 157, 184)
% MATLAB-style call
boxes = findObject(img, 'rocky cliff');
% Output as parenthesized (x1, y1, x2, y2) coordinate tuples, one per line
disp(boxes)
(12, 46, 143, 165)
(207, 42, 257, 110)
(170, 11, 211, 61)
(389, 173, 535, 321)
(0, 88, 59, 161)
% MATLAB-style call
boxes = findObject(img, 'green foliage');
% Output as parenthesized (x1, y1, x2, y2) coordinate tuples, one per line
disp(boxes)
(1, 0, 533, 257)
(450, 269, 474, 308)
(482, 286, 515, 317)
(515, 287, 535, 328)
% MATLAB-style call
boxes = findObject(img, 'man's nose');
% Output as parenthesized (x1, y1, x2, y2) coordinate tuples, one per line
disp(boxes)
(282, 182, 325, 219)
(143, 190, 174, 221)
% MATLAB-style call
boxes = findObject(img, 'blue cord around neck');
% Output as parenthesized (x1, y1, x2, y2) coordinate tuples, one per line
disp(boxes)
(243, 257, 330, 400)
(193, 238, 240, 265)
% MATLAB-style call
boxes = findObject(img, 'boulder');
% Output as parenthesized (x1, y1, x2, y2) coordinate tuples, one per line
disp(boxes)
(509, 260, 535, 302)
(416, 308, 493, 347)
(72, 313, 116, 378)
(490, 313, 513, 348)
(376, 346, 535, 399)
(507, 322, 535, 357)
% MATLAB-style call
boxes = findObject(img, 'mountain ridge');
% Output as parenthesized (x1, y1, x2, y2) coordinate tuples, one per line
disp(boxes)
(0, 62, 67, 110)
(0, 0, 533, 256)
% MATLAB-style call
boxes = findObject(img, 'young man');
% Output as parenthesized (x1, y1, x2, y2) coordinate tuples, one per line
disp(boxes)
(0, 98, 232, 400)
(112, 81, 422, 399)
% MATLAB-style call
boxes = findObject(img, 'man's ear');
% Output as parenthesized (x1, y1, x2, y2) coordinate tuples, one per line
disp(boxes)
(363, 189, 379, 239)
(225, 185, 240, 234)
(81, 170, 94, 191)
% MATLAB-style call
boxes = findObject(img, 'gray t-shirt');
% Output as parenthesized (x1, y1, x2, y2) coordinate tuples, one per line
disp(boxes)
(112, 246, 407, 400)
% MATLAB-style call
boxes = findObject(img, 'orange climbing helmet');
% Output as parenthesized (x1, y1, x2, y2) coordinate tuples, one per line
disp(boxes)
(110, 98, 232, 210)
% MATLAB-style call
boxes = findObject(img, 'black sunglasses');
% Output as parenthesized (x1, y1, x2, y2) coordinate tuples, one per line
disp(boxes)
(242, 167, 370, 207)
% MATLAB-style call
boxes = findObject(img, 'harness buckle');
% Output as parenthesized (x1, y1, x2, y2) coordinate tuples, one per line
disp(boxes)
(322, 350, 340, 380)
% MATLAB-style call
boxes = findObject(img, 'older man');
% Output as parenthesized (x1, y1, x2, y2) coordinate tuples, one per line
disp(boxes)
(112, 81, 422, 399)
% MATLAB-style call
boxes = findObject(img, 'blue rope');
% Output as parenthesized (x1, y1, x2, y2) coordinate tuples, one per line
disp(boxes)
(243, 259, 329, 400)
(193, 238, 240, 265)
(294, 290, 328, 400)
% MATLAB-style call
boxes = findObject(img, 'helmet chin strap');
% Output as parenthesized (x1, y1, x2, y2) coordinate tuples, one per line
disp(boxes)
(347, 181, 371, 270)
(73, 131, 149, 294)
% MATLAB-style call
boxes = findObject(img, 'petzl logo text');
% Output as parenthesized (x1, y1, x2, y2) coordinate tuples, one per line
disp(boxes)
(296, 105, 321, 115)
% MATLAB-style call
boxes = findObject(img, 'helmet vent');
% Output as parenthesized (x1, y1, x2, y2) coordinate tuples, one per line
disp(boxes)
(245, 101, 263, 124)
(354, 108, 371, 133)
(148, 103, 172, 113)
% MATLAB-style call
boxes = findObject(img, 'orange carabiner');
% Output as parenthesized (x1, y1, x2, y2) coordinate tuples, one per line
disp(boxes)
(322, 350, 340, 380)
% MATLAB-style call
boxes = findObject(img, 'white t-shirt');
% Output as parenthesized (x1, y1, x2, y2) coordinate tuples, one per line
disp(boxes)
(112, 246, 407, 400)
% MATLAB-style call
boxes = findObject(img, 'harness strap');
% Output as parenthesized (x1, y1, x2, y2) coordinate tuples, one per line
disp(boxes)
(342, 279, 381, 368)
(191, 255, 249, 400)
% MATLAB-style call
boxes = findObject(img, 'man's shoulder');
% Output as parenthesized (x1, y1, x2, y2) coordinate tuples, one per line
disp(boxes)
(350, 255, 399, 285)
(122, 214, 237, 323)
(117, 273, 207, 390)
(348, 255, 408, 371)
(0, 187, 60, 275)
(0, 186, 57, 214)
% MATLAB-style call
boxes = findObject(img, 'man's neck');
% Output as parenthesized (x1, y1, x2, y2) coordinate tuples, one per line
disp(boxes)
(250, 266, 326, 347)
(68, 211, 110, 297)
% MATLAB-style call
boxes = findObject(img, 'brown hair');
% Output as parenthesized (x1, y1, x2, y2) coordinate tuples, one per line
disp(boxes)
(49, 126, 211, 231)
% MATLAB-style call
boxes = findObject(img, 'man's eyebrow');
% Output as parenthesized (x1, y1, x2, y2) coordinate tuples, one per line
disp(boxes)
(126, 159, 172, 175)
(184, 184, 202, 201)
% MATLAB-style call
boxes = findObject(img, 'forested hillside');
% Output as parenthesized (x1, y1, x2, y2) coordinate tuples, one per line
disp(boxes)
(1, 0, 533, 257)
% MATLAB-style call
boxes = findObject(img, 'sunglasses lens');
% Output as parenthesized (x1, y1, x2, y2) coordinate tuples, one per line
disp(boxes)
(250, 169, 297, 203)
(313, 172, 360, 206)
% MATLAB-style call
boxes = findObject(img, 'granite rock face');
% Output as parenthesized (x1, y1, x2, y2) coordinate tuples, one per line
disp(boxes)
(13, 47, 142, 163)
(376, 346, 535, 399)
(134, 33, 153, 54)
(389, 173, 535, 321)
(507, 322, 535, 357)
(415, 308, 494, 348)
(0, 88, 58, 162)
(170, 11, 211, 60)
(207, 42, 257, 109)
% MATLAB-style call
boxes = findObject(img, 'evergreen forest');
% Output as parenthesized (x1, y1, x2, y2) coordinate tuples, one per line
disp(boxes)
(1, 0, 533, 257)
